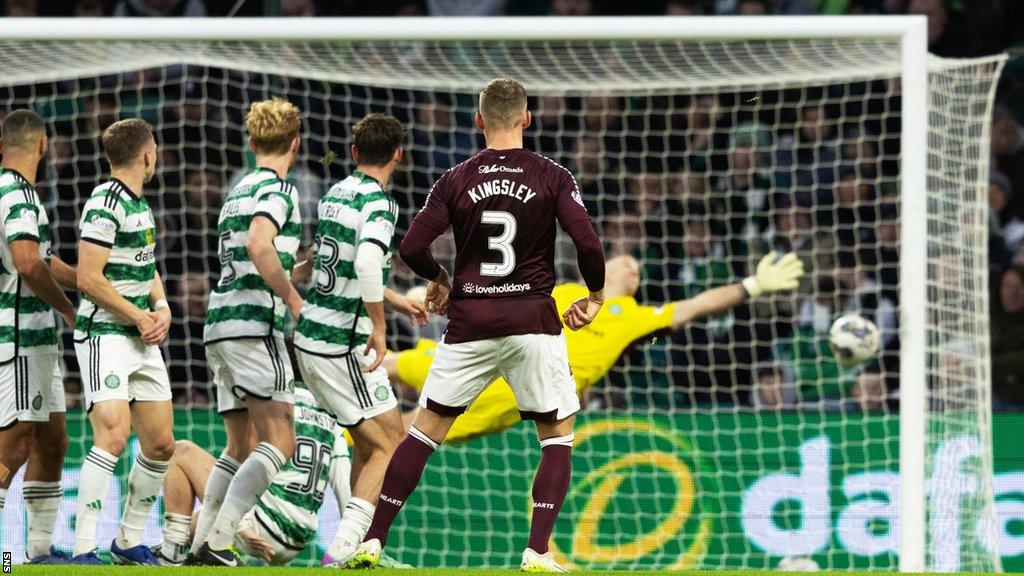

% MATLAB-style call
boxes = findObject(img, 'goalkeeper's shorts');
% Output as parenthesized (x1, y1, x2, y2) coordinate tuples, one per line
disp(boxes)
(419, 333, 579, 422)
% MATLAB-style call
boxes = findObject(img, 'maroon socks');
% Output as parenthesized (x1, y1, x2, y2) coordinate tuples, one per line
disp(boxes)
(364, 428, 574, 554)
(364, 427, 438, 546)
(527, 434, 574, 554)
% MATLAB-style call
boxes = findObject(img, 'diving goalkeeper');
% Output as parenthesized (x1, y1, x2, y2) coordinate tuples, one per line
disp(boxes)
(387, 252, 804, 443)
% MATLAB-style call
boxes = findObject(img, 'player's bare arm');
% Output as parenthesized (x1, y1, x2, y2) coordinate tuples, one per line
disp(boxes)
(247, 214, 304, 319)
(77, 239, 155, 336)
(671, 251, 804, 330)
(50, 254, 78, 290)
(11, 238, 76, 328)
(290, 245, 315, 286)
(384, 287, 429, 325)
(145, 270, 171, 345)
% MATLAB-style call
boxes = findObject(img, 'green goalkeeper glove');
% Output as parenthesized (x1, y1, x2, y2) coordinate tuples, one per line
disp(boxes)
(741, 252, 804, 298)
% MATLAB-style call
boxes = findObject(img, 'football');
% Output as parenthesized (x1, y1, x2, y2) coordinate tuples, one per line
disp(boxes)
(828, 314, 880, 365)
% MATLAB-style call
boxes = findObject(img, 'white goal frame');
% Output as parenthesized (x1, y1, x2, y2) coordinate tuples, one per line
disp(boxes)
(0, 15, 935, 571)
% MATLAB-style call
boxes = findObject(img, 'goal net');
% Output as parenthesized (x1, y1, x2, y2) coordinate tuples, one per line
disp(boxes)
(0, 18, 1008, 571)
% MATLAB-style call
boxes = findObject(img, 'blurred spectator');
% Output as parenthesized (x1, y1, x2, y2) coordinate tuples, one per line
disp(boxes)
(776, 102, 841, 207)
(764, 198, 813, 254)
(851, 371, 888, 412)
(990, 171, 1024, 266)
(750, 365, 796, 409)
(552, 0, 591, 16)
(830, 166, 877, 246)
(839, 124, 879, 180)
(715, 0, 814, 14)
(168, 271, 213, 406)
(991, 265, 1024, 408)
(871, 203, 899, 305)
(834, 250, 896, 351)
(282, 0, 316, 16)
(992, 106, 1024, 216)
(665, 0, 703, 15)
(411, 97, 473, 188)
(716, 122, 772, 248)
(599, 212, 643, 256)
(785, 274, 860, 407)
(906, 0, 974, 58)
(678, 94, 727, 174)
(428, 0, 505, 15)
(5, 0, 36, 16)
(736, 0, 768, 14)
(397, 1, 427, 15)
(768, 0, 816, 14)
(74, 0, 105, 16)
(114, 0, 207, 16)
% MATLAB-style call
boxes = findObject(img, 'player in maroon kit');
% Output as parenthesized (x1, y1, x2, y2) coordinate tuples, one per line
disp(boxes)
(343, 78, 605, 572)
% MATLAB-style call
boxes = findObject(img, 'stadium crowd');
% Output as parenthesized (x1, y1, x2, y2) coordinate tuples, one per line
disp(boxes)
(0, 0, 1022, 415)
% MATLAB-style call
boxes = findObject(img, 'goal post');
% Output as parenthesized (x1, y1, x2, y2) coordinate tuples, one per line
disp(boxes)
(898, 18, 929, 573)
(0, 16, 1008, 571)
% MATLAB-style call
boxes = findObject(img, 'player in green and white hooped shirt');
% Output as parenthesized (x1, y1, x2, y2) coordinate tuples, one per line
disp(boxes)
(0, 110, 80, 564)
(293, 113, 424, 563)
(157, 388, 356, 566)
(71, 119, 175, 566)
(192, 99, 304, 568)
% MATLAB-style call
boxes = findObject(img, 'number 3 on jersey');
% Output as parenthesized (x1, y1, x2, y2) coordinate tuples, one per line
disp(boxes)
(313, 234, 341, 294)
(480, 210, 516, 277)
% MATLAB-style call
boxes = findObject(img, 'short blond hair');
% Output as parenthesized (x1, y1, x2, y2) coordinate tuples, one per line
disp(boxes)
(479, 78, 527, 129)
(102, 118, 154, 169)
(246, 98, 301, 156)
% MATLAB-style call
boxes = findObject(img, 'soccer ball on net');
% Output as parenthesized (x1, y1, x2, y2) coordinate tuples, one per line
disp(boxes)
(828, 314, 880, 366)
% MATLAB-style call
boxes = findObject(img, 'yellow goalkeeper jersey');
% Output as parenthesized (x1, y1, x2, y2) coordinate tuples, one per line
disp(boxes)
(396, 283, 676, 442)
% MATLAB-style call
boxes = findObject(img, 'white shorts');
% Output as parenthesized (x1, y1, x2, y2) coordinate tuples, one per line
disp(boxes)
(236, 509, 301, 566)
(206, 337, 295, 414)
(419, 333, 579, 422)
(0, 353, 65, 429)
(76, 335, 171, 410)
(296, 349, 397, 428)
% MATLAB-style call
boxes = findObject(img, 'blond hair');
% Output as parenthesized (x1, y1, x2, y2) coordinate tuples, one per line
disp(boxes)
(246, 98, 301, 156)
(478, 78, 527, 129)
(102, 118, 154, 168)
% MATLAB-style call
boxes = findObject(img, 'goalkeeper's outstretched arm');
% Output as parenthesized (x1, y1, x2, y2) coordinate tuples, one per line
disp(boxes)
(671, 252, 804, 331)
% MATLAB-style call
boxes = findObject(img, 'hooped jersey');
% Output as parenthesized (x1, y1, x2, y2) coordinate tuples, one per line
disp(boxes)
(0, 168, 57, 360)
(75, 179, 156, 341)
(251, 390, 348, 549)
(204, 168, 302, 343)
(293, 171, 397, 356)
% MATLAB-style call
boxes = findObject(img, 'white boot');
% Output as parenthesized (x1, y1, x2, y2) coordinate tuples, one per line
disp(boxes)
(521, 548, 569, 573)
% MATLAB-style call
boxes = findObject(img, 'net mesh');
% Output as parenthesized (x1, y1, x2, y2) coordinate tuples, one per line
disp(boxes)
(0, 35, 1005, 571)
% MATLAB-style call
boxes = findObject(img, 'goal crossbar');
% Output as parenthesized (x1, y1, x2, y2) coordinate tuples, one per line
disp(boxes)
(0, 15, 926, 41)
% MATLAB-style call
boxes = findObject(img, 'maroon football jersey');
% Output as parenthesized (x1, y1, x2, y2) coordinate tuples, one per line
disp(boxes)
(410, 148, 594, 343)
